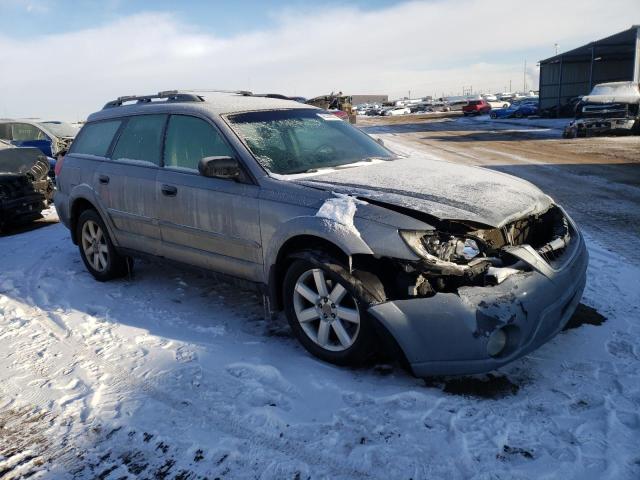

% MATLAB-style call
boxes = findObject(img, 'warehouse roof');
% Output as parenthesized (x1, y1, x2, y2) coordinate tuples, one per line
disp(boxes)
(540, 25, 640, 64)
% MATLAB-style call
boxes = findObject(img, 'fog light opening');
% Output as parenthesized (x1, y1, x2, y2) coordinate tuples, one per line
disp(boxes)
(487, 328, 508, 357)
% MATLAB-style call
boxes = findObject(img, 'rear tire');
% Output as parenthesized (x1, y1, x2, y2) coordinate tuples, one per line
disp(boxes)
(283, 252, 378, 366)
(77, 209, 131, 281)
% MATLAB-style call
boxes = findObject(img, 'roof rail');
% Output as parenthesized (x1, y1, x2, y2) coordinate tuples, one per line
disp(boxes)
(102, 90, 205, 109)
(183, 89, 253, 96)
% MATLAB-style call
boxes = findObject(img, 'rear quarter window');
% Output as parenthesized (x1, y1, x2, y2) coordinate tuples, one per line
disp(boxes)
(70, 120, 122, 157)
(111, 114, 167, 166)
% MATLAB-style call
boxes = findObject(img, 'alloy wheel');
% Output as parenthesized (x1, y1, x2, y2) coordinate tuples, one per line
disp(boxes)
(81, 220, 109, 272)
(292, 268, 361, 352)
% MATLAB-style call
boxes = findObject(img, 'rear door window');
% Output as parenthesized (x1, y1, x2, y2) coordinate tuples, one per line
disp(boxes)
(112, 115, 167, 166)
(70, 120, 122, 157)
(163, 115, 234, 170)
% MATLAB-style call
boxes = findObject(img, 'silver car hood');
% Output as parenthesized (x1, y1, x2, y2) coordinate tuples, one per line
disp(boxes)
(294, 156, 552, 227)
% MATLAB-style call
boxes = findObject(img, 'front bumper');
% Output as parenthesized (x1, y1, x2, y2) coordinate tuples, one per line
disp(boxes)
(571, 118, 636, 136)
(368, 233, 589, 376)
(0, 192, 47, 225)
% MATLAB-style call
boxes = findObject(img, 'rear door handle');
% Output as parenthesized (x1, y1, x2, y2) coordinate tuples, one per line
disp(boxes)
(98, 174, 110, 184)
(161, 184, 178, 197)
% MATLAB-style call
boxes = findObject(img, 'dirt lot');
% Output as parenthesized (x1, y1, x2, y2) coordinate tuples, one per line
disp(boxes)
(359, 114, 640, 264)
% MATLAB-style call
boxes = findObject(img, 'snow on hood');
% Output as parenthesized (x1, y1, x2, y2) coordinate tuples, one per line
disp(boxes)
(583, 82, 640, 104)
(295, 156, 552, 228)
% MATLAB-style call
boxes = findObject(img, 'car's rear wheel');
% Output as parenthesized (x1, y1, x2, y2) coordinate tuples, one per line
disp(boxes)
(515, 111, 524, 118)
(77, 209, 131, 281)
(283, 253, 377, 366)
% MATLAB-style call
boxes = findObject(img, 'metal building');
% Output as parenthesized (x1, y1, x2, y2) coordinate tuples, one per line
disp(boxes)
(539, 25, 640, 115)
(350, 94, 389, 106)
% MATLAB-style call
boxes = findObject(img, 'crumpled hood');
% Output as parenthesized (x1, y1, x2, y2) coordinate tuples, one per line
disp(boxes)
(294, 155, 552, 227)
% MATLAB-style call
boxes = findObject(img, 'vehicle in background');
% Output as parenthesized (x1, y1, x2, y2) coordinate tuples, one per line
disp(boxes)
(0, 140, 54, 230)
(54, 90, 588, 377)
(490, 102, 539, 119)
(383, 106, 411, 116)
(306, 93, 356, 123)
(563, 82, 640, 138)
(0, 120, 79, 179)
(462, 99, 491, 116)
(365, 107, 385, 116)
(444, 98, 468, 112)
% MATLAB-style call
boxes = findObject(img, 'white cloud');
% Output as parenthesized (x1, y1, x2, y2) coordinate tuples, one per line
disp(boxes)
(0, 0, 637, 120)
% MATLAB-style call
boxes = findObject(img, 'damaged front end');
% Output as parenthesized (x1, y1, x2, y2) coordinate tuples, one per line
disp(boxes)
(358, 203, 587, 375)
(361, 203, 575, 302)
(0, 142, 54, 228)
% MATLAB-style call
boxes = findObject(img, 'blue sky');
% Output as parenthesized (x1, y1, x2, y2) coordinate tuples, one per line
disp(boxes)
(0, 0, 402, 36)
(0, 0, 637, 119)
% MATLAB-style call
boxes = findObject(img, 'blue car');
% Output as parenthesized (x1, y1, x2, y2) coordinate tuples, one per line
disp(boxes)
(0, 120, 79, 178)
(490, 102, 539, 119)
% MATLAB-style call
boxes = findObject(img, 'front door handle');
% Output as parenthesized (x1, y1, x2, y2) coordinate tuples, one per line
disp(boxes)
(161, 184, 178, 197)
(98, 174, 110, 184)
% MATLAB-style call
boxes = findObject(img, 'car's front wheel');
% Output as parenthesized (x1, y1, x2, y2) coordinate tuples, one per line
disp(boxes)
(283, 253, 377, 366)
(77, 209, 131, 281)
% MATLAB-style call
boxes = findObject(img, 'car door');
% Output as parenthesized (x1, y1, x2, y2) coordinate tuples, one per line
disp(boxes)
(157, 114, 262, 280)
(97, 114, 166, 254)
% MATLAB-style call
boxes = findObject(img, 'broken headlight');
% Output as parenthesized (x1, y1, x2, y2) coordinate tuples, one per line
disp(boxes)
(400, 230, 481, 264)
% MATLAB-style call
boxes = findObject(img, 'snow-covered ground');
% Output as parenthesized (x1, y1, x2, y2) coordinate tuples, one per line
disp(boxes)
(1, 200, 640, 477)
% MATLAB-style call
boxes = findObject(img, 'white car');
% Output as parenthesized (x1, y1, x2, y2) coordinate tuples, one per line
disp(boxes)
(487, 100, 511, 109)
(385, 107, 411, 116)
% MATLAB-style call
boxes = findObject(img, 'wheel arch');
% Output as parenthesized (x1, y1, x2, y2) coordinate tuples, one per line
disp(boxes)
(70, 197, 98, 244)
(268, 234, 351, 312)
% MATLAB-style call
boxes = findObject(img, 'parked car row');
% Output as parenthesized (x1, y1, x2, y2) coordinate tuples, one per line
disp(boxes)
(357, 95, 538, 118)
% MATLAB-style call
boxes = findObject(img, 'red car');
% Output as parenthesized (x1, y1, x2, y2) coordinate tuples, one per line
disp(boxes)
(462, 99, 491, 116)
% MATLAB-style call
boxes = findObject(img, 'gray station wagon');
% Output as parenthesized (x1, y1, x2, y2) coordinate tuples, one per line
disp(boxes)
(54, 90, 588, 377)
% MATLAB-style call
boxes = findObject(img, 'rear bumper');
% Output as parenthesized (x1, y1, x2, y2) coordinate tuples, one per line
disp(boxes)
(368, 233, 589, 376)
(53, 190, 70, 228)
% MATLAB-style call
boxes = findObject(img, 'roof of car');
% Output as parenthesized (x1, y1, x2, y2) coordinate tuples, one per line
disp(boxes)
(87, 92, 316, 123)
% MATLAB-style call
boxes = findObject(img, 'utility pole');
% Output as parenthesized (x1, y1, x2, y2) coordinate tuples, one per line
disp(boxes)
(509, 79, 512, 92)
(524, 60, 527, 92)
(554, 43, 559, 55)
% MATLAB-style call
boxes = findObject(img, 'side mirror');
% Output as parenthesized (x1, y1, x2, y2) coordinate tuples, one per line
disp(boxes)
(198, 156, 241, 180)
(375, 137, 385, 147)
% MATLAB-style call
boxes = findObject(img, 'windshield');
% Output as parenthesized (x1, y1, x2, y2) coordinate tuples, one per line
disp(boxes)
(39, 121, 79, 138)
(226, 109, 395, 174)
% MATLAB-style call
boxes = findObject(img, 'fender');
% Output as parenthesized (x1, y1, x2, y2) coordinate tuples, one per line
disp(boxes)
(68, 184, 120, 246)
(263, 214, 374, 277)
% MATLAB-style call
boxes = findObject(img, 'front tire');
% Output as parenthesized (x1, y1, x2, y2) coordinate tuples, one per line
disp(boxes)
(283, 253, 377, 366)
(77, 209, 130, 281)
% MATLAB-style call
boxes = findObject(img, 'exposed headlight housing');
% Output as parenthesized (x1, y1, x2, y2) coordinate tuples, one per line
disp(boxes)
(400, 230, 481, 264)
